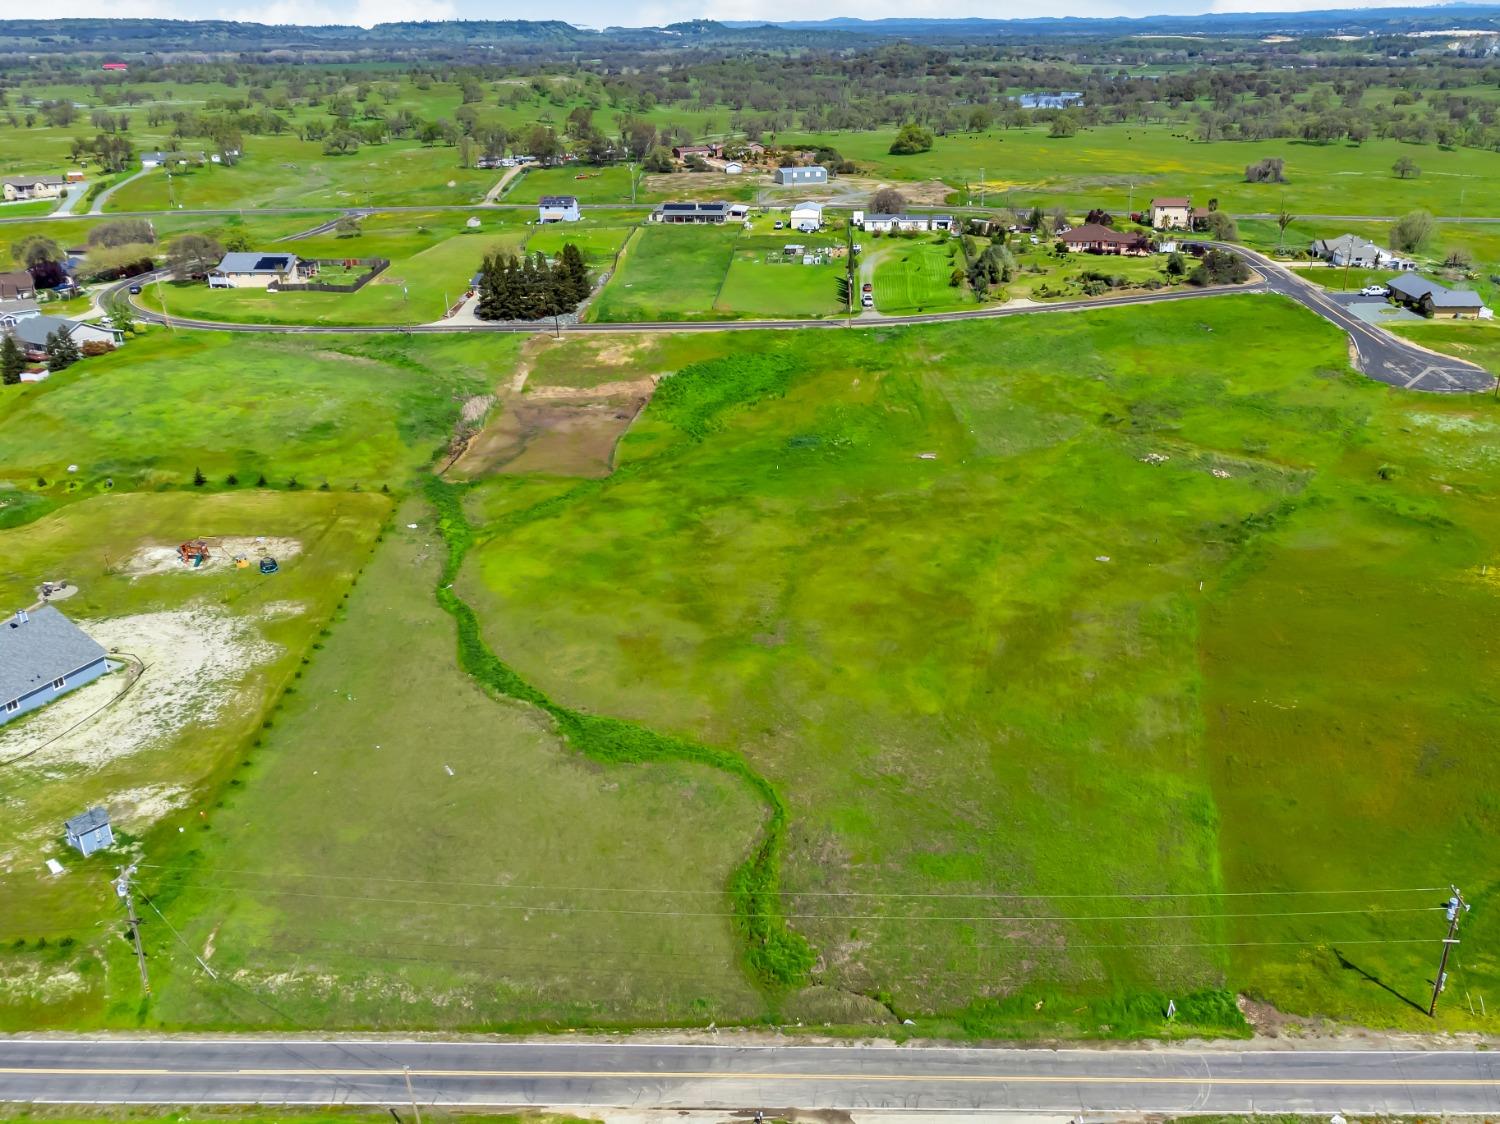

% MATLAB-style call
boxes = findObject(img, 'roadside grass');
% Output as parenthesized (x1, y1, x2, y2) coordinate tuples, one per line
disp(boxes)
(140, 504, 767, 1030)
(0, 488, 389, 1028)
(0, 331, 508, 498)
(1386, 320, 1500, 373)
(869, 235, 976, 313)
(587, 225, 741, 322)
(714, 235, 849, 318)
(780, 121, 1500, 216)
(453, 295, 1500, 1032)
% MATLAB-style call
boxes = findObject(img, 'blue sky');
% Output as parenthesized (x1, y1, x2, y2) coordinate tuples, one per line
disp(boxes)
(72, 0, 1450, 28)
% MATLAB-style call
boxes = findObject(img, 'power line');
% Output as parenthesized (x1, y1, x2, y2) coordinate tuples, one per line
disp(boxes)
(132, 864, 1448, 901)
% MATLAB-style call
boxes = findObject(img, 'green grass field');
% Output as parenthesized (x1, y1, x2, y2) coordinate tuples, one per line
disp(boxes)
(782, 121, 1500, 217)
(0, 330, 510, 503)
(869, 235, 977, 313)
(587, 224, 742, 322)
(714, 235, 849, 318)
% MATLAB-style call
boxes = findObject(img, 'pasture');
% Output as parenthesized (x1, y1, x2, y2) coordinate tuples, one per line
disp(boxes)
(714, 235, 849, 318)
(586, 224, 741, 322)
(868, 236, 977, 313)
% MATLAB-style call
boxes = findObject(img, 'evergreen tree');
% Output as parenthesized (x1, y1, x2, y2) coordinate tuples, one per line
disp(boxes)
(44, 329, 80, 372)
(0, 334, 23, 385)
(558, 242, 590, 304)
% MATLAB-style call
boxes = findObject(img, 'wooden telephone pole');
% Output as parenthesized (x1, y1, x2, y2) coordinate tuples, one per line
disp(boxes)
(1429, 886, 1468, 1017)
(115, 863, 150, 995)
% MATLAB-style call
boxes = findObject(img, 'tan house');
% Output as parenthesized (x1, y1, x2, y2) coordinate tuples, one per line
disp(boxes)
(1149, 197, 1192, 230)
(3, 175, 66, 202)
(208, 252, 301, 289)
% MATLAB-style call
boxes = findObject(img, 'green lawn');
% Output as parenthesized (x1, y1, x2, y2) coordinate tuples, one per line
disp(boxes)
(869, 235, 976, 313)
(587, 224, 741, 322)
(505, 164, 639, 204)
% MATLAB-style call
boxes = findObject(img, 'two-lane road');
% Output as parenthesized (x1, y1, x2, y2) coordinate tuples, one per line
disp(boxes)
(3, 1039, 1500, 1113)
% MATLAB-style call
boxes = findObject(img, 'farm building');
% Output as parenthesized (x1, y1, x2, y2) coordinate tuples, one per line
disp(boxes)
(722, 161, 744, 175)
(64, 807, 114, 857)
(537, 195, 581, 223)
(1386, 274, 1489, 319)
(774, 165, 828, 186)
(2, 175, 66, 202)
(1059, 223, 1152, 255)
(789, 202, 824, 233)
(209, 252, 301, 289)
(651, 201, 734, 224)
(673, 144, 724, 160)
(1149, 197, 1193, 230)
(0, 606, 110, 727)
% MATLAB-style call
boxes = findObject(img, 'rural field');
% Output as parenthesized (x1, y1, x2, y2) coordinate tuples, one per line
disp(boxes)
(3, 17, 1500, 1050)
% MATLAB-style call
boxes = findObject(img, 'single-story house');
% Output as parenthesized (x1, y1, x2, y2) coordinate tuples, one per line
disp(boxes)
(537, 195, 581, 223)
(722, 161, 744, 175)
(5, 314, 123, 359)
(65, 807, 114, 857)
(1059, 223, 1152, 256)
(1018, 91, 1083, 109)
(0, 297, 41, 326)
(3, 175, 66, 202)
(774, 165, 828, 186)
(1310, 235, 1416, 271)
(1386, 274, 1488, 319)
(140, 150, 206, 169)
(858, 212, 954, 233)
(789, 201, 824, 233)
(1, 606, 110, 727)
(209, 252, 301, 289)
(102, 61, 128, 71)
(1150, 197, 1193, 230)
(0, 270, 36, 301)
(651, 201, 733, 224)
(673, 144, 724, 160)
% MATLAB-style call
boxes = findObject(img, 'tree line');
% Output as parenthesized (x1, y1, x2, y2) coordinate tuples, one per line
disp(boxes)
(475, 244, 591, 322)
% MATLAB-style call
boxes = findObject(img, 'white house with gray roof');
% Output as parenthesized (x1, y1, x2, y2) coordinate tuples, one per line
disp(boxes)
(1310, 234, 1416, 271)
(64, 807, 114, 857)
(0, 606, 110, 726)
(208, 252, 301, 289)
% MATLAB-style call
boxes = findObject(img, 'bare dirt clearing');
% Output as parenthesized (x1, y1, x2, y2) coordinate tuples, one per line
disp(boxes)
(0, 606, 285, 774)
(447, 394, 650, 479)
(116, 536, 303, 578)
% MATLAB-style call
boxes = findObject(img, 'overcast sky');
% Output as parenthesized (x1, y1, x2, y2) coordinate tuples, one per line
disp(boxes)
(61, 0, 1450, 29)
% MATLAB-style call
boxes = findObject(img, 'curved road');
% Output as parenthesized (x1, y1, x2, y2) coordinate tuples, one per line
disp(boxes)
(2, 1038, 1500, 1112)
(109, 243, 1494, 394)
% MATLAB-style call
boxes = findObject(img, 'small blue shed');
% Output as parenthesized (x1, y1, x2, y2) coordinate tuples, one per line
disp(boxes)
(65, 807, 114, 857)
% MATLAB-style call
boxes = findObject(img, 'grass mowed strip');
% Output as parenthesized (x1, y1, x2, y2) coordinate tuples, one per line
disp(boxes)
(0, 488, 388, 1027)
(454, 295, 1500, 1034)
(142, 506, 766, 1030)
(0, 331, 511, 497)
(870, 236, 976, 313)
(587, 224, 741, 322)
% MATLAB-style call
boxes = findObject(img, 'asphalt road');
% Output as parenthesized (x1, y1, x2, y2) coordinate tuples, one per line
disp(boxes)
(1234, 244, 1495, 393)
(3, 1039, 1500, 1112)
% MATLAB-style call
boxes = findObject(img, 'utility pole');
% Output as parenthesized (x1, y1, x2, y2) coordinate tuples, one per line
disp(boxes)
(403, 1066, 424, 1124)
(1429, 886, 1469, 1018)
(115, 863, 150, 995)
(979, 166, 985, 208)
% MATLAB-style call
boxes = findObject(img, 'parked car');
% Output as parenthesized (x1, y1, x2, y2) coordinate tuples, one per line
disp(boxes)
(862, 283, 873, 293)
(861, 294, 875, 308)
(128, 284, 142, 294)
(1360, 284, 1389, 297)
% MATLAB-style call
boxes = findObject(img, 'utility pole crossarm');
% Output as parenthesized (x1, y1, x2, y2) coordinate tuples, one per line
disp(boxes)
(1429, 885, 1469, 1018)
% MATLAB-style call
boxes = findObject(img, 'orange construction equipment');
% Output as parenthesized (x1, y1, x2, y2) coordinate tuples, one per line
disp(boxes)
(177, 540, 210, 568)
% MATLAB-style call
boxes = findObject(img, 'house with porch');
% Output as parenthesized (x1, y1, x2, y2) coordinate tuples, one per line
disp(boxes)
(856, 212, 955, 233)
(1059, 223, 1152, 255)
(209, 252, 301, 289)
(1310, 234, 1416, 271)
(651, 201, 734, 224)
(3, 175, 66, 202)
(1386, 274, 1488, 319)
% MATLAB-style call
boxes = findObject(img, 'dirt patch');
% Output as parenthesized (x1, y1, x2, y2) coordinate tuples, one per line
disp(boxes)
(448, 394, 650, 480)
(0, 605, 285, 775)
(836, 176, 953, 206)
(460, 393, 495, 424)
(526, 375, 659, 400)
(116, 536, 302, 578)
